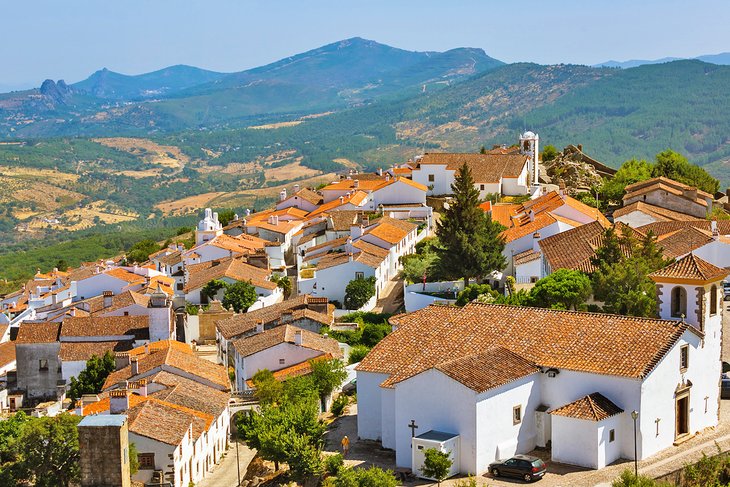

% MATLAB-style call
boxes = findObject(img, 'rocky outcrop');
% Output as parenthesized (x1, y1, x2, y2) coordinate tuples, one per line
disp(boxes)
(541, 145, 612, 194)
(39, 79, 73, 105)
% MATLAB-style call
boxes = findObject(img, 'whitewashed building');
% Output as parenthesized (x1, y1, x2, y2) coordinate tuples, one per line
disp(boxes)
(356, 253, 726, 473)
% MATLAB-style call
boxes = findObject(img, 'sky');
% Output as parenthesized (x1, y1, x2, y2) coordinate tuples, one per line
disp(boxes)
(2, 0, 728, 91)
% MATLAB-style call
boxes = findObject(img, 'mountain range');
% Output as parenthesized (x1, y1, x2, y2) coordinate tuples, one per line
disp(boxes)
(595, 52, 730, 69)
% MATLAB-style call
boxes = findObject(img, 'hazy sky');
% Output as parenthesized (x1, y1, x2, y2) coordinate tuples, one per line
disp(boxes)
(2, 0, 728, 90)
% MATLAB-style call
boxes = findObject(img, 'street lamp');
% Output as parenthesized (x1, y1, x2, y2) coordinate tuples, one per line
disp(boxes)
(631, 410, 639, 477)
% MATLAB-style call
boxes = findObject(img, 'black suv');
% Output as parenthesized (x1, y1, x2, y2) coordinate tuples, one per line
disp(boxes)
(489, 454, 547, 482)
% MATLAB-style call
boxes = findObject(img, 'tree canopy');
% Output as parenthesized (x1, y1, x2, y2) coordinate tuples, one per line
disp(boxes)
(68, 351, 116, 400)
(530, 269, 592, 311)
(126, 238, 162, 264)
(310, 358, 348, 410)
(422, 448, 452, 485)
(222, 280, 258, 312)
(344, 276, 376, 310)
(435, 163, 506, 284)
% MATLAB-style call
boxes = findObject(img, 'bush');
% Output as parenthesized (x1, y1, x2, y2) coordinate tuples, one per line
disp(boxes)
(324, 453, 344, 476)
(456, 283, 497, 306)
(344, 277, 376, 310)
(331, 395, 349, 417)
(360, 323, 390, 347)
(348, 345, 370, 364)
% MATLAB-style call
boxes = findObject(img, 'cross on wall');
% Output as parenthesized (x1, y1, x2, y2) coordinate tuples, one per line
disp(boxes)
(408, 419, 418, 438)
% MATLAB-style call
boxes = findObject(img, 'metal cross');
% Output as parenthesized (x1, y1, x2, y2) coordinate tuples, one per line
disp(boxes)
(408, 419, 418, 438)
(655, 418, 661, 437)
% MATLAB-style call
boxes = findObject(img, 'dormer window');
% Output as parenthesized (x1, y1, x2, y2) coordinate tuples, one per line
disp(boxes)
(671, 287, 687, 318)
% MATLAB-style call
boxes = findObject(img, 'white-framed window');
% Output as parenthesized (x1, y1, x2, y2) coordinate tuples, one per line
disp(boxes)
(680, 344, 689, 371)
(513, 405, 522, 425)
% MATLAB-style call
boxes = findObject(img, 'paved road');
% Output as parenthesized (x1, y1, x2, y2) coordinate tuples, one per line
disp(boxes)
(374, 277, 405, 314)
(197, 440, 256, 487)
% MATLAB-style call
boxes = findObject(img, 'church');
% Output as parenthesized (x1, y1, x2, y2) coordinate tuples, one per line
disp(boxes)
(356, 253, 726, 473)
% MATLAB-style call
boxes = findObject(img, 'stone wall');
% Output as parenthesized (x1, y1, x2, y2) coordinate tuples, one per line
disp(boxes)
(198, 300, 233, 343)
(78, 418, 131, 487)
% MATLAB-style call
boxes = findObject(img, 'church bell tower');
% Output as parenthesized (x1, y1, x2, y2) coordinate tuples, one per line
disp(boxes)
(519, 131, 540, 186)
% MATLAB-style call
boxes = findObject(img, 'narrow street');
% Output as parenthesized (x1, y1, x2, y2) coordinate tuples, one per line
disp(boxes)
(374, 277, 404, 314)
(197, 441, 256, 487)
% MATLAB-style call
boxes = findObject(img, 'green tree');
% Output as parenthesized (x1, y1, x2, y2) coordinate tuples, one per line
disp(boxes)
(201, 279, 226, 301)
(15, 414, 81, 487)
(284, 433, 324, 485)
(530, 269, 592, 311)
(347, 345, 370, 364)
(456, 283, 498, 306)
(436, 163, 506, 284)
(310, 359, 348, 411)
(540, 144, 558, 162)
(222, 280, 258, 312)
(216, 208, 236, 227)
(68, 352, 116, 400)
(611, 469, 669, 487)
(344, 276, 376, 310)
(272, 274, 292, 299)
(55, 259, 69, 272)
(252, 369, 283, 406)
(422, 448, 452, 486)
(0, 412, 29, 484)
(129, 442, 139, 477)
(652, 150, 720, 195)
(353, 466, 398, 487)
(126, 238, 161, 264)
(360, 322, 390, 347)
(400, 252, 439, 285)
(600, 158, 654, 204)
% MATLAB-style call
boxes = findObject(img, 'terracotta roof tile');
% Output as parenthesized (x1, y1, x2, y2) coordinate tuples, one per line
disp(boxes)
(613, 201, 699, 222)
(106, 268, 146, 284)
(649, 253, 729, 283)
(61, 316, 150, 340)
(539, 221, 607, 272)
(549, 392, 624, 421)
(60, 341, 132, 361)
(359, 302, 697, 386)
(0, 342, 16, 368)
(15, 322, 61, 343)
(232, 325, 341, 358)
(501, 213, 557, 243)
(513, 249, 542, 266)
(366, 217, 418, 245)
(435, 347, 538, 393)
(418, 153, 528, 183)
(184, 257, 276, 292)
(655, 227, 714, 259)
(624, 177, 714, 203)
(148, 372, 229, 418)
(637, 220, 730, 238)
(127, 398, 211, 445)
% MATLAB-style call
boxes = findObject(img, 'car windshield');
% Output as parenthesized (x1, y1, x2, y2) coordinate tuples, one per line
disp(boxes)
(532, 459, 545, 468)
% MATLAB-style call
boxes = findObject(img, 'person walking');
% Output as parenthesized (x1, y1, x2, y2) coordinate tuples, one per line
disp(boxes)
(341, 435, 350, 457)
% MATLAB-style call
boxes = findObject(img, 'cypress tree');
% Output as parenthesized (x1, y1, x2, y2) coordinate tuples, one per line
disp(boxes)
(435, 163, 506, 284)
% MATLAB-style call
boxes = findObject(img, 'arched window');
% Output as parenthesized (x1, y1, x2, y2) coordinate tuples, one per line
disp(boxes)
(710, 285, 718, 316)
(671, 286, 687, 318)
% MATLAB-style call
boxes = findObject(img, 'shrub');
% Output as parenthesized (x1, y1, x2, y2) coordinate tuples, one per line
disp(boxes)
(324, 453, 344, 476)
(331, 395, 349, 417)
(348, 345, 370, 365)
(344, 277, 376, 310)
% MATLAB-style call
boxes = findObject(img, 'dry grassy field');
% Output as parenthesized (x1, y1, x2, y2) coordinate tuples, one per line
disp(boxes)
(93, 137, 189, 168)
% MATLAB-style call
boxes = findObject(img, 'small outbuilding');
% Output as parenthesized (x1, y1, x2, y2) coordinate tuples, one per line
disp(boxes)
(412, 430, 460, 480)
(550, 392, 624, 469)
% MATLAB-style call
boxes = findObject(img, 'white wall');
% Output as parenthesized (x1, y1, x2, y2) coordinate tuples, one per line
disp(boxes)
(393, 369, 477, 473)
(373, 180, 427, 206)
(598, 414, 622, 468)
(693, 241, 730, 269)
(309, 261, 376, 304)
(237, 342, 324, 389)
(356, 371, 390, 441)
(412, 165, 454, 196)
(130, 432, 177, 486)
(552, 416, 599, 468)
(475, 373, 541, 473)
(75, 274, 128, 301)
(515, 258, 542, 283)
(614, 211, 659, 228)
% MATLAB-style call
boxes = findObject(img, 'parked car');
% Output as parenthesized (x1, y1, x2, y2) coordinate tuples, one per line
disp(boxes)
(722, 373, 730, 399)
(489, 454, 547, 482)
(723, 280, 730, 300)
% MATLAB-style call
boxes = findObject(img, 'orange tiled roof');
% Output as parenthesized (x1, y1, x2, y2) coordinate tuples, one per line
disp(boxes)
(366, 217, 418, 244)
(624, 177, 714, 203)
(613, 201, 699, 222)
(232, 324, 342, 358)
(359, 302, 700, 387)
(418, 153, 528, 183)
(649, 253, 729, 283)
(435, 347, 538, 393)
(308, 191, 370, 217)
(126, 398, 212, 445)
(106, 268, 146, 284)
(0, 342, 16, 368)
(15, 322, 61, 343)
(184, 257, 276, 292)
(549, 392, 624, 421)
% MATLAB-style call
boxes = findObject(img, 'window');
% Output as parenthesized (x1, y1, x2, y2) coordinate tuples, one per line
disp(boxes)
(513, 405, 522, 425)
(680, 345, 689, 371)
(480, 184, 485, 191)
(428, 174, 435, 182)
(38, 359, 48, 371)
(671, 287, 687, 318)
(139, 453, 155, 470)
(123, 311, 129, 316)
(279, 358, 285, 365)
(710, 285, 718, 315)
(609, 429, 615, 443)
(355, 272, 364, 280)
(177, 282, 184, 291)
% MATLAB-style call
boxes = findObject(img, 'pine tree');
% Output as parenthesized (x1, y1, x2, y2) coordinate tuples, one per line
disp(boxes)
(436, 163, 506, 284)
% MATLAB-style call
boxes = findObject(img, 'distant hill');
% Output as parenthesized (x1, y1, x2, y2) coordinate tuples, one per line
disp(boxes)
(72, 65, 227, 100)
(0, 38, 504, 137)
(595, 52, 730, 69)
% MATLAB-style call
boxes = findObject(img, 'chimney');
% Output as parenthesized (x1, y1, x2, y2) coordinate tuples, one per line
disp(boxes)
(712, 220, 719, 240)
(256, 321, 264, 333)
(130, 357, 138, 376)
(280, 189, 287, 201)
(385, 174, 391, 182)
(144, 343, 149, 355)
(353, 179, 359, 189)
(109, 389, 130, 414)
(131, 379, 148, 397)
(294, 330, 303, 346)
(378, 168, 383, 176)
(103, 291, 113, 309)
(294, 184, 300, 193)
(528, 209, 535, 222)
(558, 181, 566, 198)
(273, 215, 279, 226)
(348, 253, 354, 262)
(533, 232, 541, 252)
(339, 196, 345, 204)
(245, 208, 251, 216)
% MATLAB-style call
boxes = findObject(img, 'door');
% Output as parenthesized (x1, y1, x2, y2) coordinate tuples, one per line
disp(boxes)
(502, 458, 519, 476)
(676, 394, 689, 437)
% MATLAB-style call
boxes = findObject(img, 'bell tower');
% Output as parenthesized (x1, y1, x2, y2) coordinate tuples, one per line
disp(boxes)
(519, 131, 540, 186)
(649, 253, 727, 334)
(195, 207, 222, 245)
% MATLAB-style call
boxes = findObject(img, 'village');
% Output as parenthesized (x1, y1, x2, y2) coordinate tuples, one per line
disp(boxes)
(1, 131, 730, 487)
